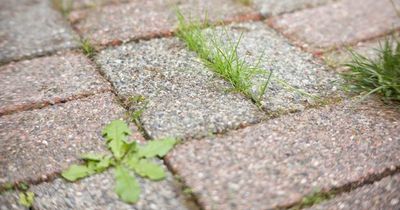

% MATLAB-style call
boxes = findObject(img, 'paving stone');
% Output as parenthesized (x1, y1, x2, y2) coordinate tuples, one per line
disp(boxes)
(96, 37, 262, 140)
(0, 52, 111, 116)
(56, 0, 130, 10)
(166, 99, 400, 210)
(0, 93, 142, 185)
(323, 34, 399, 69)
(0, 0, 79, 64)
(253, 0, 333, 16)
(270, 0, 400, 51)
(208, 22, 340, 113)
(70, 0, 258, 46)
(31, 169, 190, 210)
(0, 191, 25, 210)
(308, 174, 400, 210)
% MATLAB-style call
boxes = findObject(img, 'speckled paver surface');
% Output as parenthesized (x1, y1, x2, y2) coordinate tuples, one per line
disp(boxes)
(270, 0, 400, 51)
(69, 0, 258, 46)
(0, 52, 111, 115)
(31, 169, 191, 210)
(253, 0, 333, 16)
(1, 0, 400, 209)
(308, 174, 400, 210)
(167, 99, 400, 209)
(0, 93, 140, 185)
(0, 0, 79, 63)
(208, 22, 340, 113)
(96, 37, 262, 139)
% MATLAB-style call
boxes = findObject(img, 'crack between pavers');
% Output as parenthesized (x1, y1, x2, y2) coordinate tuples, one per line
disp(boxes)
(278, 166, 400, 210)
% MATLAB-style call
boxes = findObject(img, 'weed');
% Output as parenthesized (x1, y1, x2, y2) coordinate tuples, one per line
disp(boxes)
(342, 39, 400, 102)
(81, 39, 96, 58)
(62, 120, 177, 203)
(176, 11, 272, 106)
(290, 190, 334, 209)
(52, 0, 73, 17)
(19, 191, 35, 208)
(237, 0, 252, 6)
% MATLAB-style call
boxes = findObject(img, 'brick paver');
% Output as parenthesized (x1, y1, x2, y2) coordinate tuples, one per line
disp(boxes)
(69, 0, 258, 46)
(308, 174, 400, 210)
(253, 0, 333, 16)
(0, 93, 142, 185)
(96, 37, 262, 140)
(166, 99, 400, 209)
(0, 0, 79, 63)
(209, 22, 340, 113)
(270, 0, 400, 51)
(0, 52, 111, 116)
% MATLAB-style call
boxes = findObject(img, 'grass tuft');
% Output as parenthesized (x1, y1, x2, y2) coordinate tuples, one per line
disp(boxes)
(81, 39, 96, 58)
(342, 39, 400, 102)
(237, 0, 252, 6)
(175, 11, 272, 106)
(52, 0, 73, 17)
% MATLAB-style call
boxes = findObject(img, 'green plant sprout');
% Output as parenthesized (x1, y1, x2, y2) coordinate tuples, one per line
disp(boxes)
(19, 191, 35, 208)
(342, 39, 400, 102)
(81, 39, 96, 58)
(62, 120, 177, 203)
(176, 11, 314, 107)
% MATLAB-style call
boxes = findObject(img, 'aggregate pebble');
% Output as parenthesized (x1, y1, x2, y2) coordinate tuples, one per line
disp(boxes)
(167, 99, 400, 209)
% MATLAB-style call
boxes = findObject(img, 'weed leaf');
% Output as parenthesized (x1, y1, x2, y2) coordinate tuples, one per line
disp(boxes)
(19, 192, 34, 208)
(137, 138, 177, 158)
(129, 159, 166, 181)
(115, 166, 141, 203)
(102, 120, 132, 160)
(81, 153, 104, 161)
(62, 164, 93, 181)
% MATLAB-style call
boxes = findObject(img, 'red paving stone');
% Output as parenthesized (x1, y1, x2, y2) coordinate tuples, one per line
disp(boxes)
(166, 99, 400, 209)
(69, 0, 259, 46)
(0, 93, 143, 186)
(269, 0, 400, 51)
(0, 52, 111, 116)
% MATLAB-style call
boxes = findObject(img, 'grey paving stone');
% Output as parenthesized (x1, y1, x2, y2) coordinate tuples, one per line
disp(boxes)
(166, 99, 400, 210)
(253, 0, 334, 16)
(270, 0, 400, 51)
(0, 191, 25, 210)
(0, 0, 79, 63)
(0, 52, 111, 115)
(70, 0, 258, 46)
(31, 169, 190, 210)
(96, 37, 262, 140)
(0, 93, 143, 185)
(208, 22, 340, 113)
(308, 174, 400, 210)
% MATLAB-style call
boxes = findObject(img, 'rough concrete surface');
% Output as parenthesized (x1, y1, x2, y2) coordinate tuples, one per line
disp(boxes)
(167, 99, 400, 210)
(0, 0, 79, 63)
(0, 52, 111, 115)
(96, 37, 262, 140)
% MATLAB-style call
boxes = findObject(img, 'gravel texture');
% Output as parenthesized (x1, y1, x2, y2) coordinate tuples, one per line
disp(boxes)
(167, 99, 400, 210)
(0, 0, 79, 63)
(0, 52, 111, 115)
(0, 191, 25, 210)
(253, 0, 333, 16)
(208, 22, 340, 113)
(69, 0, 257, 46)
(96, 37, 262, 140)
(308, 174, 400, 210)
(310, 174, 400, 210)
(31, 169, 190, 210)
(270, 0, 400, 50)
(0, 93, 142, 185)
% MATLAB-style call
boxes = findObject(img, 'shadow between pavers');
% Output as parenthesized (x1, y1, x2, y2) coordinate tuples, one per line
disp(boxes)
(0, 0, 79, 64)
(166, 99, 400, 210)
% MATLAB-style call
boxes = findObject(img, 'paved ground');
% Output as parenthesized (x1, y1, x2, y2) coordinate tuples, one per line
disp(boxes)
(0, 0, 399, 210)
